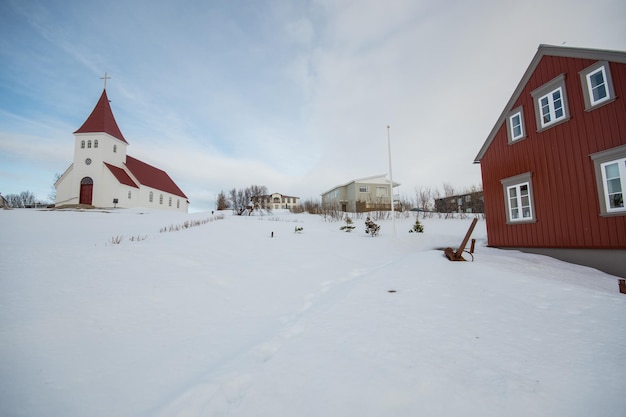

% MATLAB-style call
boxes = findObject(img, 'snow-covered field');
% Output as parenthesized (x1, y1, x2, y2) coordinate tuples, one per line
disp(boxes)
(1, 208, 625, 417)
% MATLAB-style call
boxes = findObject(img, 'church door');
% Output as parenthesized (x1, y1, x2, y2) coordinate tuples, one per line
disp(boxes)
(79, 177, 93, 205)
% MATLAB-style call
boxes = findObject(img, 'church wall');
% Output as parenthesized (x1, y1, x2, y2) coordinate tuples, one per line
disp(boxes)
(74, 133, 127, 168)
(55, 165, 79, 206)
(56, 90, 188, 212)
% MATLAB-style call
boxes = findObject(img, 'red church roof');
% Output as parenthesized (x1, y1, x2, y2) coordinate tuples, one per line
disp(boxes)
(104, 162, 139, 188)
(74, 89, 128, 143)
(125, 156, 188, 199)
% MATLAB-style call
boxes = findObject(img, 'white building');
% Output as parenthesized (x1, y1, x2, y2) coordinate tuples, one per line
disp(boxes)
(258, 193, 300, 210)
(321, 174, 399, 212)
(55, 88, 189, 212)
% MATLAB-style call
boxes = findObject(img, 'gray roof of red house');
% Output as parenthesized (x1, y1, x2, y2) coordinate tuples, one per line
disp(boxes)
(74, 89, 128, 143)
(104, 162, 139, 188)
(125, 156, 188, 199)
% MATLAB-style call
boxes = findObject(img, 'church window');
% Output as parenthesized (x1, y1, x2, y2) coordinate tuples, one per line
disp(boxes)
(114, 145, 117, 153)
(87, 140, 92, 148)
(177, 199, 180, 208)
(94, 140, 98, 148)
(81, 140, 85, 149)
(168, 197, 172, 207)
(159, 194, 163, 204)
(128, 191, 131, 199)
(149, 191, 153, 202)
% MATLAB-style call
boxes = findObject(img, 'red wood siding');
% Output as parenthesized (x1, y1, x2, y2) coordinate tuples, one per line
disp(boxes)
(481, 56, 626, 249)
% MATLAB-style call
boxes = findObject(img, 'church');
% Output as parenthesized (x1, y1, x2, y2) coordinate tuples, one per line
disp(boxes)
(55, 85, 189, 212)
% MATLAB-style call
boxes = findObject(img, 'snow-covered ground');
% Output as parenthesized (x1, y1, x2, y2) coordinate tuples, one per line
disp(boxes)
(1, 208, 625, 417)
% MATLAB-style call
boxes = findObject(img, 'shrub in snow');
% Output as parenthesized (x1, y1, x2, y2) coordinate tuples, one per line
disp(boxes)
(365, 217, 380, 237)
(340, 216, 356, 232)
(294, 226, 303, 233)
(110, 235, 123, 245)
(409, 219, 424, 233)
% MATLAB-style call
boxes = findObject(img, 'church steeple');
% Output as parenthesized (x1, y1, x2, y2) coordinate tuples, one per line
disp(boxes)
(74, 89, 128, 143)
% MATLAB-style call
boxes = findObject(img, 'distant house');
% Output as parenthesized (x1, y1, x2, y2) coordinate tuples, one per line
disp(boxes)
(474, 44, 626, 278)
(321, 174, 400, 212)
(55, 87, 189, 212)
(435, 191, 484, 214)
(0, 193, 8, 209)
(253, 193, 300, 210)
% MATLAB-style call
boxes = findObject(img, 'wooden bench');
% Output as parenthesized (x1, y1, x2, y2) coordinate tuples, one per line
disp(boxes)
(444, 218, 478, 262)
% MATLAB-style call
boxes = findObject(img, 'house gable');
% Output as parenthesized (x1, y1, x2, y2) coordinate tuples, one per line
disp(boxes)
(475, 45, 626, 163)
(474, 44, 626, 264)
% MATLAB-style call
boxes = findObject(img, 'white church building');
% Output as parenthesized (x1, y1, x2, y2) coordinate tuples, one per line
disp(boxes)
(55, 88, 189, 212)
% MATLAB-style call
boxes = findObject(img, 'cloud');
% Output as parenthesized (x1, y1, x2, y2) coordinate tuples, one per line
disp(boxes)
(1, 0, 626, 210)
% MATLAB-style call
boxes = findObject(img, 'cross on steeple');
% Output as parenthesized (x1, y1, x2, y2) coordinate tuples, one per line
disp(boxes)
(100, 72, 111, 89)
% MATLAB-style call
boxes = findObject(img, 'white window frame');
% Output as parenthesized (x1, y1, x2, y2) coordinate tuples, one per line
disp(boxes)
(501, 172, 536, 224)
(587, 67, 609, 106)
(359, 185, 369, 193)
(506, 106, 526, 143)
(591, 145, 626, 216)
(600, 159, 625, 213)
(376, 186, 388, 197)
(579, 61, 616, 111)
(538, 87, 565, 128)
(531, 74, 570, 132)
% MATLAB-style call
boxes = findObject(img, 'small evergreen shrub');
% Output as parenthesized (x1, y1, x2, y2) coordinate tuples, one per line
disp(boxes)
(365, 217, 380, 237)
(340, 216, 356, 232)
(409, 219, 424, 233)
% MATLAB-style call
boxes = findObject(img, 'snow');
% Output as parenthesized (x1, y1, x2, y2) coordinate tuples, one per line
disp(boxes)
(1, 208, 625, 417)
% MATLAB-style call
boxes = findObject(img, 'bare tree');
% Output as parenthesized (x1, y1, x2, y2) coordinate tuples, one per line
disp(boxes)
(4, 191, 37, 208)
(49, 173, 61, 203)
(464, 183, 483, 193)
(229, 185, 268, 215)
(216, 190, 229, 210)
(415, 186, 433, 218)
(302, 198, 322, 214)
(248, 185, 269, 211)
(443, 182, 455, 197)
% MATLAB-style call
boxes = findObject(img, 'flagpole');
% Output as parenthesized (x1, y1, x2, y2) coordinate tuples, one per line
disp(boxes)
(387, 125, 396, 238)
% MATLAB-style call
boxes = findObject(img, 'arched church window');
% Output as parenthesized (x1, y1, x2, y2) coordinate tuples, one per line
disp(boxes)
(159, 194, 163, 204)
(113, 145, 117, 153)
(94, 140, 98, 148)
(87, 140, 92, 148)
(81, 140, 85, 149)
(80, 177, 93, 185)
(149, 191, 153, 202)
(128, 191, 131, 199)
(177, 199, 180, 208)
(168, 196, 172, 207)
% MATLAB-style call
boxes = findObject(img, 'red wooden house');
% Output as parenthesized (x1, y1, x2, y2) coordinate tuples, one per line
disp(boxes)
(474, 45, 626, 278)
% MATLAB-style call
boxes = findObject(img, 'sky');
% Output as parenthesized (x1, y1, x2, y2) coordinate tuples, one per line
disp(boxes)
(1, 0, 625, 212)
